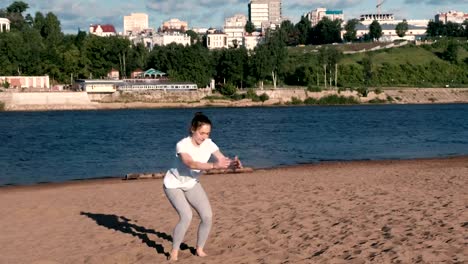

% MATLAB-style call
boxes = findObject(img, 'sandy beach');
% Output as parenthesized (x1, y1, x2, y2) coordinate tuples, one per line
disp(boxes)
(0, 157, 467, 264)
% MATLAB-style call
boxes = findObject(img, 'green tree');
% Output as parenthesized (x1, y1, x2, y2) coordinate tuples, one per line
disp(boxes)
(343, 19, 359, 42)
(443, 40, 459, 63)
(445, 21, 463, 37)
(361, 54, 373, 86)
(463, 20, 468, 38)
(310, 17, 342, 45)
(395, 19, 408, 38)
(5, 1, 29, 31)
(426, 21, 445, 37)
(185, 29, 200, 45)
(245, 20, 255, 34)
(252, 34, 287, 89)
(6, 1, 28, 13)
(295, 16, 311, 45)
(369, 20, 382, 41)
(215, 47, 248, 87)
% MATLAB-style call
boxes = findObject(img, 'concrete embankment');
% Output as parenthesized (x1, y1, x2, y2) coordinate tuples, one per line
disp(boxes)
(1, 92, 98, 111)
(1, 88, 468, 111)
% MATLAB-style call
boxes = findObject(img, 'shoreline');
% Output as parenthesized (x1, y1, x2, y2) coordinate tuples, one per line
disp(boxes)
(2, 154, 467, 191)
(2, 87, 468, 111)
(1, 155, 466, 263)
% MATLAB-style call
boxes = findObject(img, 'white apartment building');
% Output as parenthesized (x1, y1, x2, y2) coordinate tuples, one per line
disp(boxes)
(124, 13, 149, 35)
(305, 8, 344, 26)
(161, 18, 188, 32)
(243, 32, 263, 50)
(248, 0, 282, 29)
(358, 13, 428, 27)
(224, 14, 247, 48)
(207, 32, 228, 49)
(153, 32, 191, 46)
(351, 23, 427, 42)
(435, 10, 468, 24)
(89, 24, 117, 37)
(0, 17, 10, 32)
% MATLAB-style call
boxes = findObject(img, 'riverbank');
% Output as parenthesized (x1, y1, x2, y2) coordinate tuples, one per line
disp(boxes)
(1, 87, 468, 111)
(0, 156, 466, 263)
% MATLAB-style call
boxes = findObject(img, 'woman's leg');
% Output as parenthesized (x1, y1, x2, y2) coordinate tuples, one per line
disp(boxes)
(164, 187, 193, 259)
(184, 183, 213, 256)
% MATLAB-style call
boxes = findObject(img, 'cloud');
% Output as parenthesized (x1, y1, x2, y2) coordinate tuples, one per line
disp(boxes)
(404, 0, 468, 5)
(286, 0, 362, 10)
(146, 0, 246, 28)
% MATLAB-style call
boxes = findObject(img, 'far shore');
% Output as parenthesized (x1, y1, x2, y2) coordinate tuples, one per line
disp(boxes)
(1, 87, 468, 111)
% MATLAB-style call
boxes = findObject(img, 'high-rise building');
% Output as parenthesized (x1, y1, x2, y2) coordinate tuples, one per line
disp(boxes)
(224, 14, 247, 48)
(435, 10, 468, 24)
(248, 0, 282, 29)
(305, 8, 344, 27)
(123, 13, 149, 35)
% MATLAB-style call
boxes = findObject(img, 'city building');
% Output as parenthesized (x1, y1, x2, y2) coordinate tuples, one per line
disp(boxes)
(124, 13, 149, 35)
(243, 32, 263, 50)
(107, 69, 119, 80)
(161, 18, 188, 32)
(352, 23, 427, 42)
(207, 31, 228, 49)
(89, 24, 117, 37)
(305, 8, 344, 26)
(191, 27, 208, 34)
(153, 32, 191, 46)
(435, 10, 468, 24)
(0, 76, 50, 89)
(0, 17, 10, 32)
(358, 13, 428, 27)
(224, 14, 247, 48)
(248, 0, 282, 30)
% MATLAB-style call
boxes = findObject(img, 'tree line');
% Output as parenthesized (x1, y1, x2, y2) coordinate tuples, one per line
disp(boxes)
(1, 1, 467, 92)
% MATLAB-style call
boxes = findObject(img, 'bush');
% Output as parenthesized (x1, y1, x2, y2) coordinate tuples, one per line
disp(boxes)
(217, 83, 237, 96)
(374, 88, 383, 94)
(318, 95, 359, 105)
(246, 88, 259, 101)
(290, 97, 303, 105)
(203, 95, 229, 100)
(356, 87, 369, 97)
(0, 101, 5, 111)
(368, 98, 387, 104)
(230, 93, 244, 100)
(2, 81, 10, 89)
(258, 93, 269, 102)
(307, 85, 322, 92)
(386, 95, 394, 102)
(304, 97, 318, 104)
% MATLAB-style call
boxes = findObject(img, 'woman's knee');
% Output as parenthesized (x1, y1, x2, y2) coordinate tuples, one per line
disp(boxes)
(200, 211, 213, 224)
(179, 210, 193, 225)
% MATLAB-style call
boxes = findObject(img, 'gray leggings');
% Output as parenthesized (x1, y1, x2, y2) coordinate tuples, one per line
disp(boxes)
(164, 183, 213, 250)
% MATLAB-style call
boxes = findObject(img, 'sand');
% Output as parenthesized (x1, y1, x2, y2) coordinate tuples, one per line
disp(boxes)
(0, 157, 467, 264)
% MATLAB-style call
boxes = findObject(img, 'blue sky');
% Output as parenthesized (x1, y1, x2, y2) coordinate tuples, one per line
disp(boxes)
(1, 0, 467, 34)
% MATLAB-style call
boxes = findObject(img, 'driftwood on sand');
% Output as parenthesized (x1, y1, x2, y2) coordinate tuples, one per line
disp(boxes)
(124, 167, 254, 180)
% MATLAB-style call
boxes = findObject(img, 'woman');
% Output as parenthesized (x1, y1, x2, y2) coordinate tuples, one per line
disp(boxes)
(163, 112, 242, 261)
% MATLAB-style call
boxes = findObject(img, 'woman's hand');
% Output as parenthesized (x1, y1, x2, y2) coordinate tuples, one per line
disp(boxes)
(231, 156, 243, 169)
(214, 157, 232, 169)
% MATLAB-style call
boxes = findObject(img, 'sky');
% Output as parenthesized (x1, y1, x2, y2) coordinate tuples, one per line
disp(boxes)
(1, 0, 467, 34)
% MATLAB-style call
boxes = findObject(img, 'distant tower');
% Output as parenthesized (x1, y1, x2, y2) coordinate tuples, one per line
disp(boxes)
(123, 13, 149, 35)
(248, 0, 282, 29)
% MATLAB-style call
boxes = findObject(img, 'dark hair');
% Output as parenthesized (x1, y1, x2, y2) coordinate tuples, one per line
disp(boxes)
(190, 112, 212, 133)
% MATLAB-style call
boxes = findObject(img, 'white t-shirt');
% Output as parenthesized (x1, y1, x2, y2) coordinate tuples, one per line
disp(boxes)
(164, 136, 219, 189)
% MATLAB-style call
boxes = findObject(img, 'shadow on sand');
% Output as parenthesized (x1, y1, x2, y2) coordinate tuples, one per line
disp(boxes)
(80, 212, 196, 258)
